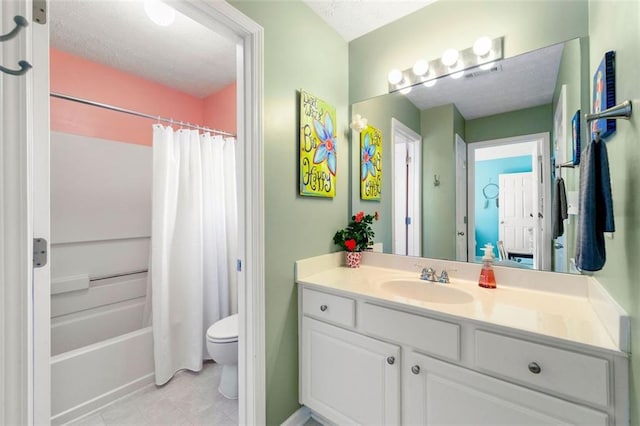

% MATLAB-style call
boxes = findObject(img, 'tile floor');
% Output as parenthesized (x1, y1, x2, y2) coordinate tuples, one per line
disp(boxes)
(68, 362, 237, 426)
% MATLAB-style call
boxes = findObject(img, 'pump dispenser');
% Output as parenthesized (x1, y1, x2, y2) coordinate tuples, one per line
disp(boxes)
(478, 243, 497, 289)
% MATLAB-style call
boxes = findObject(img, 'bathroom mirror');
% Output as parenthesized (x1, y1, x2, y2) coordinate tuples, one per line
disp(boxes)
(351, 37, 588, 273)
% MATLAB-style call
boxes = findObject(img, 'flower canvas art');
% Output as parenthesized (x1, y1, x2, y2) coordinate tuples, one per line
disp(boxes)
(299, 90, 337, 198)
(360, 125, 382, 200)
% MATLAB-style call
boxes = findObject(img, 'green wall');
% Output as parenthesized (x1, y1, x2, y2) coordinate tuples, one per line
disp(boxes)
(349, 0, 589, 103)
(420, 104, 460, 259)
(465, 104, 553, 143)
(351, 93, 420, 252)
(229, 2, 349, 424)
(587, 1, 640, 424)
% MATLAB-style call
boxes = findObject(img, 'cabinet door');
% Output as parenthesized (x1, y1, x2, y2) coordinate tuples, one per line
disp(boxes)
(405, 352, 608, 426)
(301, 317, 400, 425)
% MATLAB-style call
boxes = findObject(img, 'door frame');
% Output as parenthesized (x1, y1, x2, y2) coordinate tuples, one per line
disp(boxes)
(455, 134, 468, 261)
(390, 118, 421, 256)
(2, 1, 265, 424)
(467, 133, 551, 269)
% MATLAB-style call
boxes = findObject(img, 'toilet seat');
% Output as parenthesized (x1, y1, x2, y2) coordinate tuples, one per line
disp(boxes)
(206, 314, 238, 344)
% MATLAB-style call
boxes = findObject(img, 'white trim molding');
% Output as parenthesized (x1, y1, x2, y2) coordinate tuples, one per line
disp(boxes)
(1, 1, 35, 424)
(280, 406, 311, 426)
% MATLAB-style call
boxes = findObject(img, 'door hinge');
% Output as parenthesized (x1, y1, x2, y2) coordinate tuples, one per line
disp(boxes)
(236, 259, 242, 272)
(33, 0, 47, 24)
(405, 217, 412, 225)
(33, 238, 47, 268)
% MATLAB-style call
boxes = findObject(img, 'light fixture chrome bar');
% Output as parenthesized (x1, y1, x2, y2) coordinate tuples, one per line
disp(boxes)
(388, 36, 504, 93)
(585, 100, 632, 122)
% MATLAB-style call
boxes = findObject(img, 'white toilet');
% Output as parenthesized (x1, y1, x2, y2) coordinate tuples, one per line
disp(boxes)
(206, 313, 239, 399)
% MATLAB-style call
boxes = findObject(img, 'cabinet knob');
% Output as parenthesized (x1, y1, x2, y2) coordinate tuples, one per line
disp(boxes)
(386, 356, 395, 365)
(411, 365, 421, 375)
(528, 362, 541, 374)
(320, 304, 328, 312)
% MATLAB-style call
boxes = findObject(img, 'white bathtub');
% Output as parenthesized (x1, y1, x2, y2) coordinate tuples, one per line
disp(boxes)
(50, 274, 155, 424)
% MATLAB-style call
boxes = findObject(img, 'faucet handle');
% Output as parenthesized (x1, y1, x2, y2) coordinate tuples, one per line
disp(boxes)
(437, 270, 450, 283)
(421, 267, 436, 281)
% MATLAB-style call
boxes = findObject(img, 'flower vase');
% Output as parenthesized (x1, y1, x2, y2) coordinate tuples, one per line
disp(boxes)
(346, 251, 362, 268)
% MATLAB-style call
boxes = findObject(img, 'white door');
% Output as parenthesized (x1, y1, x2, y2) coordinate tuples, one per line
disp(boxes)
(455, 134, 468, 261)
(301, 317, 401, 425)
(499, 172, 536, 258)
(0, 2, 50, 424)
(405, 352, 608, 425)
(392, 119, 421, 256)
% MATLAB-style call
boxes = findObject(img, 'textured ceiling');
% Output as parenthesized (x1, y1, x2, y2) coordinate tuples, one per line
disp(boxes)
(50, 0, 237, 98)
(404, 43, 565, 119)
(303, 0, 438, 41)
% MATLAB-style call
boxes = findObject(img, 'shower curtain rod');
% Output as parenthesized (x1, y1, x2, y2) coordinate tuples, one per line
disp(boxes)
(50, 92, 236, 137)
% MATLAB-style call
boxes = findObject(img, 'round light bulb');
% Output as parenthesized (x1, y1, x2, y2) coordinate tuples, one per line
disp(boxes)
(451, 70, 465, 79)
(473, 36, 492, 57)
(388, 69, 403, 85)
(441, 48, 459, 67)
(412, 59, 429, 76)
(399, 87, 412, 95)
(144, 0, 176, 26)
(423, 79, 437, 88)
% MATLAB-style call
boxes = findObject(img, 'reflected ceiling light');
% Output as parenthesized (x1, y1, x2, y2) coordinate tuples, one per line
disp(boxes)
(473, 36, 493, 57)
(399, 87, 412, 95)
(441, 48, 459, 67)
(479, 62, 495, 71)
(412, 59, 430, 77)
(388, 69, 404, 85)
(423, 79, 437, 88)
(145, 0, 176, 27)
(450, 70, 465, 79)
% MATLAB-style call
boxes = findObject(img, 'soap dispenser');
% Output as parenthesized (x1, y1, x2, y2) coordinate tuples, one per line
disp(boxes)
(478, 243, 497, 289)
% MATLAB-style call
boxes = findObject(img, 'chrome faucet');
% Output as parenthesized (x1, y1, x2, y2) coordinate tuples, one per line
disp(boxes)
(420, 267, 436, 281)
(420, 267, 450, 284)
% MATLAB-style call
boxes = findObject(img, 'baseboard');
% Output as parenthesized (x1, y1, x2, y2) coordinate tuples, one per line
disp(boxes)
(51, 373, 155, 425)
(280, 406, 311, 426)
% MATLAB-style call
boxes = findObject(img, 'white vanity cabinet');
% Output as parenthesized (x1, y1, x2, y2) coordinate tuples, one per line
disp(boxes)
(298, 285, 628, 426)
(405, 352, 608, 425)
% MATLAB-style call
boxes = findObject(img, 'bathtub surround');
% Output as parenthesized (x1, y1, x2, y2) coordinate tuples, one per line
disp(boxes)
(150, 126, 238, 385)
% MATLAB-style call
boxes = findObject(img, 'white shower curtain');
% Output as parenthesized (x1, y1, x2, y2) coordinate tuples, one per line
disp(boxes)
(149, 125, 237, 385)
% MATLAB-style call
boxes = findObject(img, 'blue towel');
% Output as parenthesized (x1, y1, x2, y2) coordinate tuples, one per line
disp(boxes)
(575, 140, 615, 272)
(552, 177, 568, 239)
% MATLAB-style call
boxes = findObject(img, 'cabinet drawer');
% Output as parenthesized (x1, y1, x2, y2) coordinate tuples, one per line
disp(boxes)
(360, 303, 460, 361)
(475, 330, 609, 407)
(302, 288, 355, 328)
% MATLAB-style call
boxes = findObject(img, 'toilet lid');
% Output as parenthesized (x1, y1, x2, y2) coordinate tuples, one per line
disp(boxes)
(206, 314, 238, 342)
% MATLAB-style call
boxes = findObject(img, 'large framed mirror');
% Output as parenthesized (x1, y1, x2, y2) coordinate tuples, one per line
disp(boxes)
(351, 37, 589, 273)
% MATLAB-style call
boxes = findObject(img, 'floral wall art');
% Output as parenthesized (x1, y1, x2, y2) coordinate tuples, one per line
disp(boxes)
(360, 125, 382, 200)
(299, 90, 337, 197)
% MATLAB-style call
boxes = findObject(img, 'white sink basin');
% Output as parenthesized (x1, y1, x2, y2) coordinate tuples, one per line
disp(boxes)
(381, 279, 474, 304)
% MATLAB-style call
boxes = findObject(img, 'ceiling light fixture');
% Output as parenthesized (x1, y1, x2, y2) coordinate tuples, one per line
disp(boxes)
(441, 48, 459, 67)
(412, 60, 429, 77)
(144, 0, 176, 27)
(386, 36, 503, 94)
(387, 69, 404, 85)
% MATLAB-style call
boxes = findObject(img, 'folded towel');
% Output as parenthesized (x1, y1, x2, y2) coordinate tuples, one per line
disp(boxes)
(552, 177, 568, 239)
(575, 139, 615, 272)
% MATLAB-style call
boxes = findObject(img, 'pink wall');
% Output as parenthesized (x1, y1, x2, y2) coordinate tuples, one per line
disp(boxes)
(203, 82, 237, 136)
(51, 48, 236, 146)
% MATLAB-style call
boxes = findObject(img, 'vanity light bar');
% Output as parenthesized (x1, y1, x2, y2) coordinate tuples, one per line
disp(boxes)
(387, 36, 504, 94)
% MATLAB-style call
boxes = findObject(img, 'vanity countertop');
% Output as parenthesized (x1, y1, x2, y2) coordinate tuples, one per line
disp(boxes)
(296, 253, 629, 355)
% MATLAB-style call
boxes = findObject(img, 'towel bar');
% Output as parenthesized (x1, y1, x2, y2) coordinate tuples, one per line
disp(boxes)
(585, 100, 632, 123)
